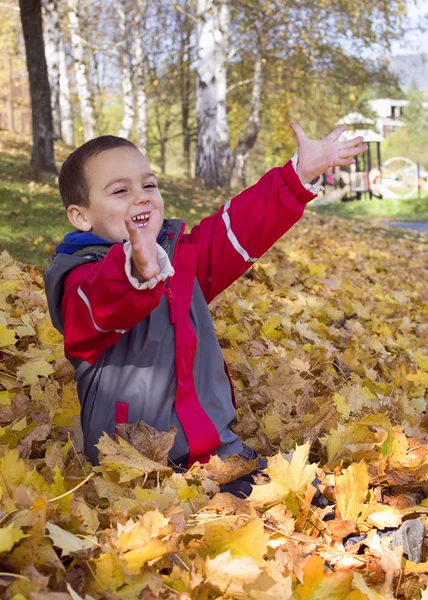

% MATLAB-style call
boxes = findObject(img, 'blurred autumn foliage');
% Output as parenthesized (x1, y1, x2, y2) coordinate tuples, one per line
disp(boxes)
(0, 213, 428, 598)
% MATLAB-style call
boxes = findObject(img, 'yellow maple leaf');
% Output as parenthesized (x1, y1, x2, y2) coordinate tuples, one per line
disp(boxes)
(249, 443, 318, 508)
(45, 522, 97, 556)
(205, 550, 262, 597)
(0, 523, 28, 553)
(90, 553, 126, 592)
(0, 390, 14, 405)
(262, 315, 284, 340)
(0, 323, 17, 348)
(308, 263, 326, 278)
(115, 510, 170, 553)
(52, 385, 80, 426)
(204, 518, 268, 564)
(407, 371, 428, 388)
(294, 555, 353, 599)
(334, 460, 368, 522)
(16, 359, 54, 385)
(121, 538, 178, 574)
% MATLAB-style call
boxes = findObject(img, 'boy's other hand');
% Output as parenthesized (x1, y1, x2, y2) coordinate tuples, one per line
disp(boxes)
(125, 210, 163, 281)
(290, 123, 368, 184)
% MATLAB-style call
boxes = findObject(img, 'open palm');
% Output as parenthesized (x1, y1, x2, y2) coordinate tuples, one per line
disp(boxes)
(290, 123, 368, 184)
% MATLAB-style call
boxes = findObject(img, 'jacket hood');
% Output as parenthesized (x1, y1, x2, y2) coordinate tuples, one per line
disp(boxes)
(55, 229, 170, 256)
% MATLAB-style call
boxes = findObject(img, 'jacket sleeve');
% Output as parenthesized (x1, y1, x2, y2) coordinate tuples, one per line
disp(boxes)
(61, 244, 167, 364)
(183, 160, 317, 303)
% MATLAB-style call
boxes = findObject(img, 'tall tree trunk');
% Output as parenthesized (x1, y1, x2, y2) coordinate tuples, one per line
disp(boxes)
(67, 0, 95, 141)
(117, 0, 134, 138)
(195, 0, 219, 189)
(19, 0, 56, 172)
(42, 0, 61, 140)
(134, 0, 148, 154)
(214, 0, 232, 186)
(59, 35, 74, 146)
(178, 2, 193, 179)
(231, 49, 263, 188)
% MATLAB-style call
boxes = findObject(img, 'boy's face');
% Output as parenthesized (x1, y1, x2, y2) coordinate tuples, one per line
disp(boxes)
(67, 146, 164, 243)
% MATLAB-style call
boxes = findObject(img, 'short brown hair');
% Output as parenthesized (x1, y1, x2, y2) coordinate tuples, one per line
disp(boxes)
(59, 136, 137, 208)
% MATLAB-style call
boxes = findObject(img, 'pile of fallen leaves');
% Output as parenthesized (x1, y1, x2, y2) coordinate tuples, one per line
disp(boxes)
(0, 213, 428, 600)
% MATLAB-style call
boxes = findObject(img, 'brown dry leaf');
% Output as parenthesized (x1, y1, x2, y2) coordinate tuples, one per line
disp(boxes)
(96, 432, 173, 483)
(196, 453, 259, 485)
(115, 420, 177, 465)
(18, 423, 51, 458)
(203, 492, 256, 516)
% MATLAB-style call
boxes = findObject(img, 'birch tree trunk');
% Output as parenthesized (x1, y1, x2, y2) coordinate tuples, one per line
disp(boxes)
(19, 0, 56, 172)
(231, 48, 263, 188)
(214, 0, 232, 186)
(59, 35, 74, 146)
(195, 0, 219, 189)
(42, 0, 61, 140)
(67, 0, 95, 141)
(177, 4, 193, 179)
(117, 0, 134, 138)
(134, 0, 148, 154)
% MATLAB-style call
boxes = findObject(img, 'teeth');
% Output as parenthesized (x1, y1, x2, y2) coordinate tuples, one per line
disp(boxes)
(132, 213, 150, 223)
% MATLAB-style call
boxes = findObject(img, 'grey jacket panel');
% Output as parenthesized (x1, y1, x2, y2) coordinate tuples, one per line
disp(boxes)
(44, 220, 242, 465)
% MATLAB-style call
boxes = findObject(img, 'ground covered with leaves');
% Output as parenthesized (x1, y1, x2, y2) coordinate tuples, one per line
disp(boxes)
(0, 212, 428, 599)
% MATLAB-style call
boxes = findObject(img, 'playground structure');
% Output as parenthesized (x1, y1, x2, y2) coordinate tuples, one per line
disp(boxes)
(314, 112, 421, 205)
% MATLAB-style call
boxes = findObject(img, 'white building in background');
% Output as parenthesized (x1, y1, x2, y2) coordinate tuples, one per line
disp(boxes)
(368, 98, 428, 137)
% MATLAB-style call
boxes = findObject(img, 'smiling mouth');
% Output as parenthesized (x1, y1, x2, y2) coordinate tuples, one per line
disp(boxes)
(132, 212, 150, 227)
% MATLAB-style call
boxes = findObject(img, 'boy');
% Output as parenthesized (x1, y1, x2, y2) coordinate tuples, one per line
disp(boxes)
(44, 124, 366, 472)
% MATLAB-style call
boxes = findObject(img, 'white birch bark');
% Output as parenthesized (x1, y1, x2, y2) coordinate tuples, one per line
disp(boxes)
(42, 0, 61, 140)
(117, 0, 134, 138)
(231, 50, 263, 188)
(214, 0, 232, 186)
(134, 0, 148, 154)
(195, 0, 219, 189)
(66, 0, 95, 141)
(59, 35, 74, 146)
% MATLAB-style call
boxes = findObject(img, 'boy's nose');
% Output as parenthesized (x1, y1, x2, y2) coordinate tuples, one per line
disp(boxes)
(134, 192, 150, 205)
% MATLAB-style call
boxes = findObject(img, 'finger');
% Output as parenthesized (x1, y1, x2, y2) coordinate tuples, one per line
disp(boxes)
(289, 123, 307, 144)
(339, 136, 365, 148)
(125, 216, 140, 247)
(338, 144, 368, 158)
(335, 158, 356, 167)
(325, 124, 347, 142)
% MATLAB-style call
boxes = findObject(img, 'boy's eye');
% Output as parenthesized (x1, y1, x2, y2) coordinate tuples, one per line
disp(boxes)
(143, 183, 156, 189)
(113, 188, 127, 194)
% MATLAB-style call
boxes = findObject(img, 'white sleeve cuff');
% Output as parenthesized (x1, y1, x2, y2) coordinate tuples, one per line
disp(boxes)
(123, 241, 175, 290)
(291, 153, 325, 194)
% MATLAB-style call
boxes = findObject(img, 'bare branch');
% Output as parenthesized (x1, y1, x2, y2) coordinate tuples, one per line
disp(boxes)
(226, 78, 253, 94)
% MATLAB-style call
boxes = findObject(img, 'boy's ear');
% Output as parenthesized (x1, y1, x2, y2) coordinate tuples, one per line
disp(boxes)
(67, 205, 92, 232)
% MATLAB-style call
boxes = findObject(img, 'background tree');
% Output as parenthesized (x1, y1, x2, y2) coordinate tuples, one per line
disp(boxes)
(42, 0, 61, 140)
(404, 83, 428, 135)
(117, 0, 134, 138)
(133, 0, 148, 153)
(19, 0, 55, 172)
(66, 0, 95, 140)
(195, 0, 219, 188)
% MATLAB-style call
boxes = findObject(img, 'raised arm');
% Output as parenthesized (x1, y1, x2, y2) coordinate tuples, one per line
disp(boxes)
(184, 160, 315, 303)
(185, 123, 367, 303)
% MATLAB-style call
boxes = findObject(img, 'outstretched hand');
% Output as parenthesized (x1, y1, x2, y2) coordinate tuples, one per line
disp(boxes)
(290, 123, 368, 184)
(125, 209, 163, 281)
